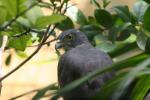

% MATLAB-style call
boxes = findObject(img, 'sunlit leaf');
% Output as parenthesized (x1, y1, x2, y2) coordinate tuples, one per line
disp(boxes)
(133, 1, 148, 22)
(8, 35, 31, 51)
(66, 4, 88, 25)
(35, 14, 66, 28)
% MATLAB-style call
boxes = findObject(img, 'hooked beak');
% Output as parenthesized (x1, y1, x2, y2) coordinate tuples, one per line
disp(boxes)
(55, 42, 64, 50)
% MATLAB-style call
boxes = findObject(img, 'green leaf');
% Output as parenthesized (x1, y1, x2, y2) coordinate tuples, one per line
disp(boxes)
(57, 17, 74, 31)
(93, 72, 126, 100)
(108, 22, 132, 43)
(32, 83, 58, 100)
(51, 54, 149, 100)
(90, 0, 101, 8)
(94, 34, 116, 53)
(16, 50, 28, 58)
(66, 5, 88, 25)
(5, 54, 12, 66)
(144, 6, 150, 31)
(26, 6, 43, 25)
(144, 0, 150, 4)
(8, 35, 31, 51)
(94, 9, 113, 28)
(0, 35, 3, 47)
(102, 0, 111, 8)
(80, 25, 102, 41)
(113, 5, 131, 22)
(136, 32, 148, 50)
(17, 17, 31, 28)
(133, 1, 148, 22)
(112, 58, 150, 100)
(0, 6, 7, 25)
(1, 0, 17, 17)
(35, 14, 66, 29)
(130, 75, 150, 100)
(109, 42, 137, 58)
(1, 0, 26, 19)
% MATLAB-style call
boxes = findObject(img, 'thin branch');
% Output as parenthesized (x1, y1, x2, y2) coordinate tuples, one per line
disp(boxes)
(0, 0, 69, 82)
(12, 29, 30, 38)
(0, 25, 53, 81)
(28, 38, 57, 47)
(12, 29, 45, 38)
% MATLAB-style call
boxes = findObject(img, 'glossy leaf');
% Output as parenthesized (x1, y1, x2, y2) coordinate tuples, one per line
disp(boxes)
(108, 22, 131, 43)
(133, 1, 148, 22)
(113, 6, 131, 22)
(57, 17, 74, 31)
(80, 25, 102, 41)
(26, 6, 43, 25)
(94, 9, 113, 28)
(66, 5, 88, 25)
(130, 75, 150, 100)
(136, 32, 148, 50)
(35, 14, 66, 28)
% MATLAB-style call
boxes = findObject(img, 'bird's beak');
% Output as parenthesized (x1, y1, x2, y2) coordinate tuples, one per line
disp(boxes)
(55, 42, 64, 50)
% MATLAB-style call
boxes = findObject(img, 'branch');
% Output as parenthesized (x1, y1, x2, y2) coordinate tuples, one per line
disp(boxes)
(28, 38, 57, 47)
(0, 25, 54, 81)
(12, 29, 30, 38)
(12, 29, 45, 38)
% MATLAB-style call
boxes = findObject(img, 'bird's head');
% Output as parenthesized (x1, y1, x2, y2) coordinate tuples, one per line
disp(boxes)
(55, 29, 89, 51)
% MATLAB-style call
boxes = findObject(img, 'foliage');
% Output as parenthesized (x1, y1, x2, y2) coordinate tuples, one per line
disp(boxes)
(0, 0, 150, 100)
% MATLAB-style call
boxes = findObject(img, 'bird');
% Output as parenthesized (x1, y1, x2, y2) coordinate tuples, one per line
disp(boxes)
(55, 29, 115, 100)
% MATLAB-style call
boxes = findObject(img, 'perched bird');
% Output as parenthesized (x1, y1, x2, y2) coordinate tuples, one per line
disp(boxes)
(55, 29, 115, 100)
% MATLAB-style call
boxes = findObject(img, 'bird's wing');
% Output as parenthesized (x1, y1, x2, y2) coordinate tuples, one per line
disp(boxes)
(58, 48, 114, 89)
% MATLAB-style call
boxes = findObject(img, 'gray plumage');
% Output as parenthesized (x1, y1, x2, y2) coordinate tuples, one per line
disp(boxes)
(56, 29, 115, 100)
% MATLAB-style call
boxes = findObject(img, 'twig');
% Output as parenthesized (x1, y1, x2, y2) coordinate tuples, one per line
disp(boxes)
(28, 38, 57, 47)
(0, 25, 53, 81)
(12, 29, 30, 38)
(12, 29, 45, 38)
(0, 0, 68, 82)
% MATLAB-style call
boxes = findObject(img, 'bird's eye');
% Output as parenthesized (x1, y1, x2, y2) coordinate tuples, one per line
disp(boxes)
(65, 34, 73, 41)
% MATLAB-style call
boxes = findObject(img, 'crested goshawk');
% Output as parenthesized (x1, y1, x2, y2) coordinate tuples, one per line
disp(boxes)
(55, 29, 115, 100)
